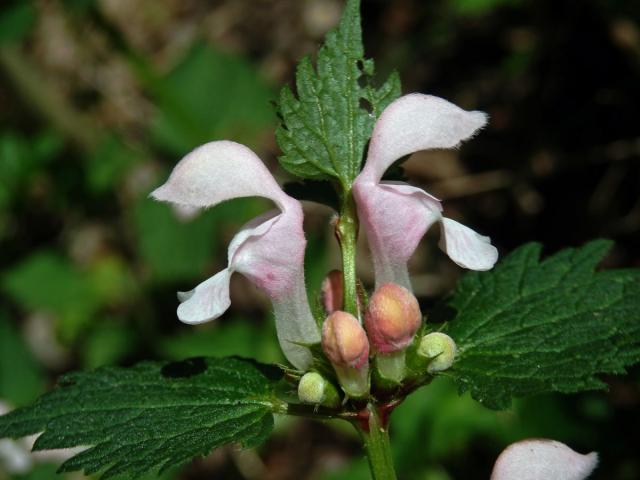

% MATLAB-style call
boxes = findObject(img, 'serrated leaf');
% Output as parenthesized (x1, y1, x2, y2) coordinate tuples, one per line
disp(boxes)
(444, 240, 640, 410)
(0, 357, 285, 479)
(275, 0, 401, 186)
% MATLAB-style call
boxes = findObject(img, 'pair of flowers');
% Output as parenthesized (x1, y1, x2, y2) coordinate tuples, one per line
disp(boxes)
(151, 93, 600, 479)
(152, 93, 498, 371)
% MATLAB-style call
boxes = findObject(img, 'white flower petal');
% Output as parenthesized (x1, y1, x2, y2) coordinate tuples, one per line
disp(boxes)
(151, 140, 288, 209)
(491, 439, 598, 480)
(154, 141, 321, 369)
(439, 217, 498, 270)
(177, 269, 232, 325)
(361, 94, 488, 182)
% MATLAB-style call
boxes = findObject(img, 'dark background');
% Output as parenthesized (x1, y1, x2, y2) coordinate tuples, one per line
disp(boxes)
(0, 0, 638, 479)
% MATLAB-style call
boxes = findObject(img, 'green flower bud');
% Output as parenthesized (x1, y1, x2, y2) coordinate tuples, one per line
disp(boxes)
(418, 332, 457, 373)
(297, 372, 341, 408)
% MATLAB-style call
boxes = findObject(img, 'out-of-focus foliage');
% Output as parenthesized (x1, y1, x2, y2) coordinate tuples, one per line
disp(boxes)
(0, 0, 638, 478)
(0, 315, 44, 407)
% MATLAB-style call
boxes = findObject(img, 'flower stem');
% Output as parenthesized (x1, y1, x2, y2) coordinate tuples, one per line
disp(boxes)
(358, 404, 397, 480)
(337, 191, 359, 318)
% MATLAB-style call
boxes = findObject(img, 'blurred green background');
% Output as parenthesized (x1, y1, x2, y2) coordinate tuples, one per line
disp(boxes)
(0, 0, 638, 479)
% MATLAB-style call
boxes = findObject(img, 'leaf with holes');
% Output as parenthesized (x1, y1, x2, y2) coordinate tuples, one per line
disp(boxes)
(275, 0, 401, 187)
(0, 357, 285, 479)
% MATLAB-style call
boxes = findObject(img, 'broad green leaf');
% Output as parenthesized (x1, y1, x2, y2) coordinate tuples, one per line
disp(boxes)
(0, 357, 285, 479)
(275, 0, 401, 186)
(444, 240, 640, 409)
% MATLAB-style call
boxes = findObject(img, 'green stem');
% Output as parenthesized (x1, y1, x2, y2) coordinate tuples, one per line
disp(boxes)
(358, 405, 397, 480)
(337, 191, 359, 317)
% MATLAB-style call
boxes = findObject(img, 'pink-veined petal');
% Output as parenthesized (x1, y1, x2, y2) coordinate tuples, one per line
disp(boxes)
(491, 439, 598, 480)
(176, 269, 232, 325)
(151, 140, 289, 209)
(354, 181, 442, 289)
(439, 217, 498, 271)
(360, 94, 488, 182)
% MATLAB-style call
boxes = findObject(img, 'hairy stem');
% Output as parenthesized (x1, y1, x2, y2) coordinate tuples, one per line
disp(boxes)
(358, 404, 397, 480)
(337, 191, 359, 317)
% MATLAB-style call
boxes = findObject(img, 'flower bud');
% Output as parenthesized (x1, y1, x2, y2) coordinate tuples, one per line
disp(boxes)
(365, 283, 422, 354)
(322, 311, 370, 398)
(297, 372, 340, 408)
(321, 270, 344, 313)
(322, 311, 369, 369)
(418, 332, 457, 373)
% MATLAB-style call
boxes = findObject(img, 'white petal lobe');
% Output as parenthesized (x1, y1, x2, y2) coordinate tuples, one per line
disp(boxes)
(491, 439, 598, 480)
(439, 217, 498, 270)
(362, 94, 488, 182)
(177, 269, 232, 324)
(151, 141, 288, 208)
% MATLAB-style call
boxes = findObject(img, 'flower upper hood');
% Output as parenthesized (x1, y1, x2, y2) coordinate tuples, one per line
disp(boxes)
(152, 141, 320, 370)
(353, 94, 499, 289)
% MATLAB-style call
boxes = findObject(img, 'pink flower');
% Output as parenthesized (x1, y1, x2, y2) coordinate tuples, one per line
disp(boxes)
(152, 141, 320, 370)
(491, 439, 598, 480)
(353, 94, 499, 289)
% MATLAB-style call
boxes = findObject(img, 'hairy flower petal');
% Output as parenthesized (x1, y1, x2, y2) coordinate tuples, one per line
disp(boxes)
(354, 94, 496, 288)
(152, 141, 320, 370)
(491, 439, 598, 480)
(359, 94, 487, 183)
(151, 140, 289, 209)
(354, 181, 441, 288)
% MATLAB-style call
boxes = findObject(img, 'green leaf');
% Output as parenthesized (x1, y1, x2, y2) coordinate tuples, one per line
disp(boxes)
(0, 357, 284, 479)
(444, 240, 640, 410)
(275, 0, 401, 186)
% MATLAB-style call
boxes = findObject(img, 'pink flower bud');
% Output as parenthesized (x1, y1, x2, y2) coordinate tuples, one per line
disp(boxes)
(365, 283, 421, 353)
(322, 311, 369, 369)
(321, 270, 344, 313)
